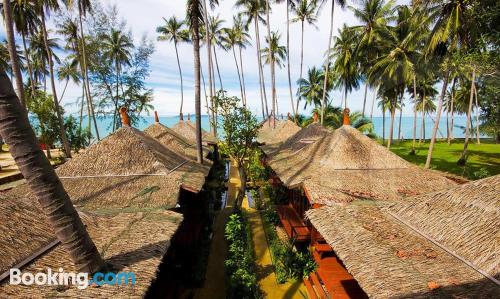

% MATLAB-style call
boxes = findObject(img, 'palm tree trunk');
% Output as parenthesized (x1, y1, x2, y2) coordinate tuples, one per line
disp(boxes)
(458, 68, 475, 164)
(239, 45, 247, 105)
(0, 70, 104, 273)
(232, 47, 244, 102)
(193, 6, 203, 164)
(296, 20, 305, 119)
(382, 106, 385, 142)
(370, 85, 378, 120)
(114, 60, 120, 130)
(3, 0, 25, 107)
(78, 11, 100, 141)
(420, 91, 426, 143)
(174, 41, 184, 116)
(59, 79, 70, 103)
(388, 106, 395, 148)
(474, 86, 480, 144)
(40, 9, 72, 158)
(425, 71, 450, 168)
(21, 32, 37, 97)
(285, 0, 296, 120)
(79, 85, 85, 130)
(201, 66, 212, 125)
(265, 0, 276, 126)
(362, 83, 368, 117)
(448, 77, 456, 144)
(255, 19, 269, 118)
(398, 96, 403, 141)
(213, 46, 223, 90)
(321, 1, 335, 125)
(202, 0, 215, 136)
(412, 75, 417, 152)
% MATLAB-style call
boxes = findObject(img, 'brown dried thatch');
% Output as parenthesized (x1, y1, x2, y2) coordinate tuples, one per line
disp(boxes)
(306, 199, 500, 298)
(269, 125, 456, 204)
(144, 123, 210, 161)
(387, 175, 500, 278)
(0, 194, 182, 298)
(0, 193, 55, 276)
(257, 118, 301, 151)
(170, 120, 217, 145)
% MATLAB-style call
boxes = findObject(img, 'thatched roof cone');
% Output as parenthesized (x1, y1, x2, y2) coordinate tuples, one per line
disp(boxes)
(257, 117, 301, 149)
(144, 122, 207, 161)
(170, 120, 217, 144)
(269, 125, 456, 204)
(57, 126, 189, 176)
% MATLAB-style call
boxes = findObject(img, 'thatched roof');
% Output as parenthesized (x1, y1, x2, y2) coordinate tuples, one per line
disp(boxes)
(264, 122, 331, 155)
(306, 196, 500, 298)
(269, 125, 456, 204)
(257, 118, 301, 151)
(144, 122, 210, 161)
(0, 194, 182, 298)
(170, 120, 217, 145)
(387, 175, 500, 278)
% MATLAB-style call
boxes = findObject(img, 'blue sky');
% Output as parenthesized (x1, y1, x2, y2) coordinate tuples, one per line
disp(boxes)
(1, 0, 412, 117)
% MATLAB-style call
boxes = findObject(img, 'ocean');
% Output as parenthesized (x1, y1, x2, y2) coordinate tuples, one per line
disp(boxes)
(78, 114, 476, 140)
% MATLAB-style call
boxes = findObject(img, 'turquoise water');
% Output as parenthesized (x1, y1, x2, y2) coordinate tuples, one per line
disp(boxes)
(78, 115, 473, 140)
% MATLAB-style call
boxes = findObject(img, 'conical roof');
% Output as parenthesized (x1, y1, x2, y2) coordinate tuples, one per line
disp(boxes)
(170, 120, 217, 144)
(57, 126, 188, 176)
(144, 122, 202, 161)
(257, 118, 301, 151)
(275, 122, 331, 153)
(269, 125, 456, 204)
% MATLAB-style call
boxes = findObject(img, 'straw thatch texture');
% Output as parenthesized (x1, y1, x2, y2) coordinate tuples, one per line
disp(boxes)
(269, 125, 456, 204)
(144, 123, 207, 161)
(306, 203, 500, 298)
(388, 175, 500, 277)
(170, 120, 217, 144)
(257, 118, 301, 152)
(57, 127, 189, 176)
(0, 196, 182, 298)
(0, 193, 55, 275)
(276, 123, 331, 153)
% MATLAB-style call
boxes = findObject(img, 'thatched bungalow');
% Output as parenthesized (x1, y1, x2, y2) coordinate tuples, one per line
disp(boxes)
(2, 115, 213, 297)
(0, 193, 182, 298)
(144, 112, 215, 161)
(256, 117, 301, 154)
(170, 113, 217, 145)
(306, 175, 500, 298)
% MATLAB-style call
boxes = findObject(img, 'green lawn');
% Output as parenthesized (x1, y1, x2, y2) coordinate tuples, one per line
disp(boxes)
(387, 139, 500, 179)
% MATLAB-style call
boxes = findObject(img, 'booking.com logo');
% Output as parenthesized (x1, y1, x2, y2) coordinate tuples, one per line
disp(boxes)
(9, 268, 136, 290)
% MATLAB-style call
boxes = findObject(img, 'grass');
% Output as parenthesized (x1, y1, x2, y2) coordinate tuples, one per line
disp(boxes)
(387, 139, 500, 179)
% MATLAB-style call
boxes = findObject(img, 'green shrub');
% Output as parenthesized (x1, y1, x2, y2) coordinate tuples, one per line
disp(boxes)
(224, 213, 260, 298)
(473, 167, 490, 179)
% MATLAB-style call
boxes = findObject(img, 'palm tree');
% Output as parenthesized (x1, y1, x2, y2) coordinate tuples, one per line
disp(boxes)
(101, 29, 133, 131)
(318, 0, 346, 124)
(28, 30, 60, 90)
(222, 26, 245, 102)
(35, 0, 72, 158)
(276, 0, 298, 121)
(310, 105, 373, 132)
(2, 0, 25, 106)
(422, 0, 477, 168)
(236, 0, 269, 119)
(157, 16, 190, 118)
(261, 32, 287, 117)
(64, 0, 100, 140)
(209, 15, 225, 91)
(349, 0, 395, 116)
(263, 0, 277, 124)
(377, 85, 399, 147)
(330, 24, 361, 109)
(0, 69, 104, 273)
(10, 0, 40, 99)
(297, 66, 326, 109)
(232, 15, 251, 105)
(292, 0, 318, 118)
(57, 58, 80, 103)
(188, 0, 218, 164)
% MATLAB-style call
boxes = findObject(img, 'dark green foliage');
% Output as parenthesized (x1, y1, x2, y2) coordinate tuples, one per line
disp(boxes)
(261, 207, 316, 283)
(224, 213, 260, 298)
(64, 115, 91, 153)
